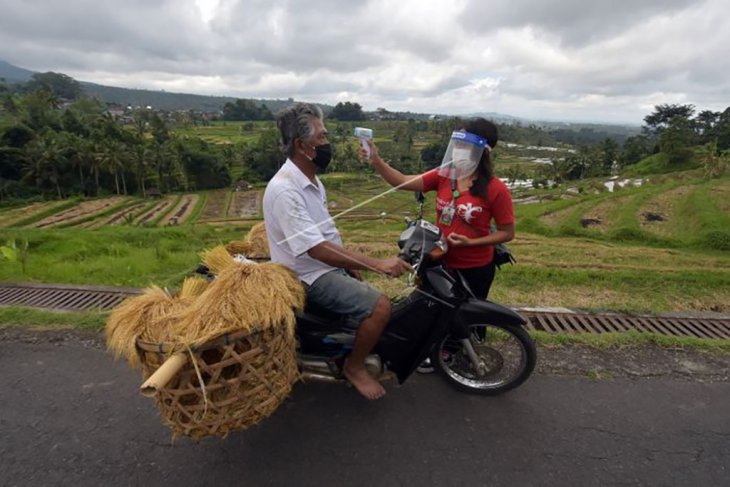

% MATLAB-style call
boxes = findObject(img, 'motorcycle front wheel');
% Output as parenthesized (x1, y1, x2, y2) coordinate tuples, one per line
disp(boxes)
(431, 323, 536, 395)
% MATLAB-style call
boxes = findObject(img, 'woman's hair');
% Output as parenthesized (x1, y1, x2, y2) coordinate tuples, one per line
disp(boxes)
(276, 103, 324, 157)
(462, 117, 499, 198)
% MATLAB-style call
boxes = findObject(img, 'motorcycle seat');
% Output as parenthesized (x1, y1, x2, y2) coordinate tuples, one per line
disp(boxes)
(296, 300, 353, 329)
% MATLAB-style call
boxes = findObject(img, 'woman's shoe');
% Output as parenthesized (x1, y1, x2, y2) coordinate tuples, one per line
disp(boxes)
(416, 358, 434, 374)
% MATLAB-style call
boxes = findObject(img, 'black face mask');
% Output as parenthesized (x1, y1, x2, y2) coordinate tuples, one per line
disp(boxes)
(307, 143, 332, 170)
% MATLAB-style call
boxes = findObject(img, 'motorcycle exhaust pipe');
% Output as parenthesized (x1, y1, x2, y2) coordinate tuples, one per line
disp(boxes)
(300, 371, 343, 383)
(298, 358, 338, 375)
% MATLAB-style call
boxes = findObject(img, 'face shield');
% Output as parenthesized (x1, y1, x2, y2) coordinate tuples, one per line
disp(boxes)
(437, 130, 489, 179)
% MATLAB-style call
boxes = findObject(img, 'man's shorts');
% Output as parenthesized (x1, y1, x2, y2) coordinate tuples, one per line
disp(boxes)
(304, 269, 382, 323)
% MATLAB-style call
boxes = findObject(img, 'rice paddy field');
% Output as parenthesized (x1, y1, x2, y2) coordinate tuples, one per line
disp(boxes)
(1, 167, 728, 315)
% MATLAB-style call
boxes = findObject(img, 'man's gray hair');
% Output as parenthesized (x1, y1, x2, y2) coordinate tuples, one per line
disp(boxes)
(276, 102, 324, 157)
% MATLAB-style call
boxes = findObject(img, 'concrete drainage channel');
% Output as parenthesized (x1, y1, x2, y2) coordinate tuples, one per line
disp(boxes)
(519, 308, 730, 340)
(0, 283, 141, 313)
(1, 283, 729, 340)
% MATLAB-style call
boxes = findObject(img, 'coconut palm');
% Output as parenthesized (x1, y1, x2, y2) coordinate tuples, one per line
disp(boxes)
(101, 139, 130, 195)
(22, 131, 66, 198)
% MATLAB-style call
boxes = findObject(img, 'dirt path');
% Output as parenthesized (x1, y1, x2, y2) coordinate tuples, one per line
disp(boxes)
(32, 197, 128, 228)
(158, 194, 199, 226)
(133, 196, 176, 225)
(227, 190, 259, 218)
(0, 201, 60, 226)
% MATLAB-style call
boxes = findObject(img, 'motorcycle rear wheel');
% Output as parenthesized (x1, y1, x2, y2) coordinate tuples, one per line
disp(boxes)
(431, 323, 536, 395)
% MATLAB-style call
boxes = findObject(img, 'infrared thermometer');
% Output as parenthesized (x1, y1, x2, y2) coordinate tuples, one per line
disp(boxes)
(354, 127, 373, 157)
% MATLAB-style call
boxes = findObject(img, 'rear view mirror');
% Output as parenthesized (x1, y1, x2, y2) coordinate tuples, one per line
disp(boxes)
(415, 191, 425, 203)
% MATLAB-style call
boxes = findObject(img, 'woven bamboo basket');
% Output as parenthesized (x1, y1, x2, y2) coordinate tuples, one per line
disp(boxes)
(135, 325, 298, 440)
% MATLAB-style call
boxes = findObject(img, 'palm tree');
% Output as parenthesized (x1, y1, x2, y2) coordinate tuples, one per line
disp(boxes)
(22, 132, 66, 198)
(131, 137, 150, 197)
(101, 139, 130, 195)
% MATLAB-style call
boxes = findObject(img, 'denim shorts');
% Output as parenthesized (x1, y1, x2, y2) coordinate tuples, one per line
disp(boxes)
(305, 269, 383, 323)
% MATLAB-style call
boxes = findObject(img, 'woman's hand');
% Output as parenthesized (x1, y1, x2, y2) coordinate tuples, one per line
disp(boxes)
(358, 139, 380, 164)
(446, 233, 472, 248)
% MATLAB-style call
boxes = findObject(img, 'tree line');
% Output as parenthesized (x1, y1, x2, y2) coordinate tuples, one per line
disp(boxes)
(534, 104, 730, 185)
(0, 85, 233, 201)
(2, 71, 727, 203)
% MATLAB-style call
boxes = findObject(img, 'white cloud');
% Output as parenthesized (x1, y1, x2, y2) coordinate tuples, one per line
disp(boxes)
(0, 0, 727, 123)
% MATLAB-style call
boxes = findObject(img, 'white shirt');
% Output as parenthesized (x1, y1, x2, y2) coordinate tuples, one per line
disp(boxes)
(262, 159, 342, 285)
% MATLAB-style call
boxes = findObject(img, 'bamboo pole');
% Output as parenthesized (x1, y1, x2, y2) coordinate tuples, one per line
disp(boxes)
(140, 353, 188, 397)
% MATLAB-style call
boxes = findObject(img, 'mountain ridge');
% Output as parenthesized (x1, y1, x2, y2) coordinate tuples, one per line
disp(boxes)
(0, 60, 639, 129)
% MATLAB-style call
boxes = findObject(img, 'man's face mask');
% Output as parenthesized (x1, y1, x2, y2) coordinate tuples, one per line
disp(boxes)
(304, 142, 332, 170)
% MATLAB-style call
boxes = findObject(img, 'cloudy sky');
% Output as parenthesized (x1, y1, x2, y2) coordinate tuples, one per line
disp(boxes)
(1, 0, 728, 124)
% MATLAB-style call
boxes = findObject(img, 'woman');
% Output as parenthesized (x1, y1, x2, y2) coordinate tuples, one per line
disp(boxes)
(362, 117, 515, 300)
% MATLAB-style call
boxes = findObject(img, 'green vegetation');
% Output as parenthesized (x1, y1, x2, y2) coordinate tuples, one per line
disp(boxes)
(2, 73, 729, 326)
(531, 330, 730, 353)
(0, 306, 107, 330)
(0, 225, 245, 287)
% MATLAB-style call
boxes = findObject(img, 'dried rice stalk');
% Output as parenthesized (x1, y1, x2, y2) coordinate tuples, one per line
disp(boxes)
(180, 276, 208, 299)
(173, 260, 305, 347)
(225, 240, 253, 256)
(200, 246, 236, 274)
(244, 222, 270, 258)
(105, 286, 182, 367)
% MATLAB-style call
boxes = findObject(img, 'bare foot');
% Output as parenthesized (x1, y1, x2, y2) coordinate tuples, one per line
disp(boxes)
(343, 359, 386, 400)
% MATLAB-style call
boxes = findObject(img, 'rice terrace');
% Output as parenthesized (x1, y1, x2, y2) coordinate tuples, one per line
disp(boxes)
(1, 132, 728, 317)
(0, 75, 729, 331)
(2, 2, 730, 483)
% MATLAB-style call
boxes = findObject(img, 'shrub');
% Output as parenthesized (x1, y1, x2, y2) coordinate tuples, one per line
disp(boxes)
(698, 230, 730, 251)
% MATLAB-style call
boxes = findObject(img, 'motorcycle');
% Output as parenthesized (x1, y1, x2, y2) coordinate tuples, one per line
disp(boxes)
(296, 192, 536, 395)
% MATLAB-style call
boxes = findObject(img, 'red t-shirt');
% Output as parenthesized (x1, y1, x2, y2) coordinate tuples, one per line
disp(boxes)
(421, 169, 515, 269)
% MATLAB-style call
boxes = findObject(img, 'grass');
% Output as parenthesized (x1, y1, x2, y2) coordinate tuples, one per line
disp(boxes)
(1, 170, 728, 315)
(0, 306, 108, 330)
(522, 171, 730, 251)
(0, 224, 244, 288)
(622, 152, 701, 176)
(531, 330, 730, 353)
(686, 180, 730, 250)
(187, 192, 208, 224)
(222, 189, 234, 217)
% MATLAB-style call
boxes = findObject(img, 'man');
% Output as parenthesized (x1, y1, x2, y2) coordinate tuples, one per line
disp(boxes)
(263, 103, 410, 400)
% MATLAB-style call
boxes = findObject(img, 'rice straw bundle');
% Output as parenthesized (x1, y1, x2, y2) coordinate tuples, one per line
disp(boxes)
(244, 222, 270, 258)
(106, 277, 210, 367)
(225, 240, 253, 256)
(110, 250, 304, 439)
(180, 276, 209, 299)
(172, 259, 305, 347)
(105, 286, 180, 367)
(200, 246, 237, 274)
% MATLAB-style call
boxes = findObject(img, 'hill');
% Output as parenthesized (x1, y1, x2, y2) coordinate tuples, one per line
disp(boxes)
(0, 60, 35, 82)
(0, 60, 324, 113)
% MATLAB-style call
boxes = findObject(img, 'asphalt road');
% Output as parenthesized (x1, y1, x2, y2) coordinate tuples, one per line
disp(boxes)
(1, 332, 729, 487)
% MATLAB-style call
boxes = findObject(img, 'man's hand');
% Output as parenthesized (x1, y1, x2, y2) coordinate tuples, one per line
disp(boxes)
(447, 233, 471, 248)
(374, 257, 412, 278)
(346, 269, 363, 281)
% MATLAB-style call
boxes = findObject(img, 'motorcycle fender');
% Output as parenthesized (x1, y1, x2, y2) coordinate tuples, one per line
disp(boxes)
(451, 299, 527, 339)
